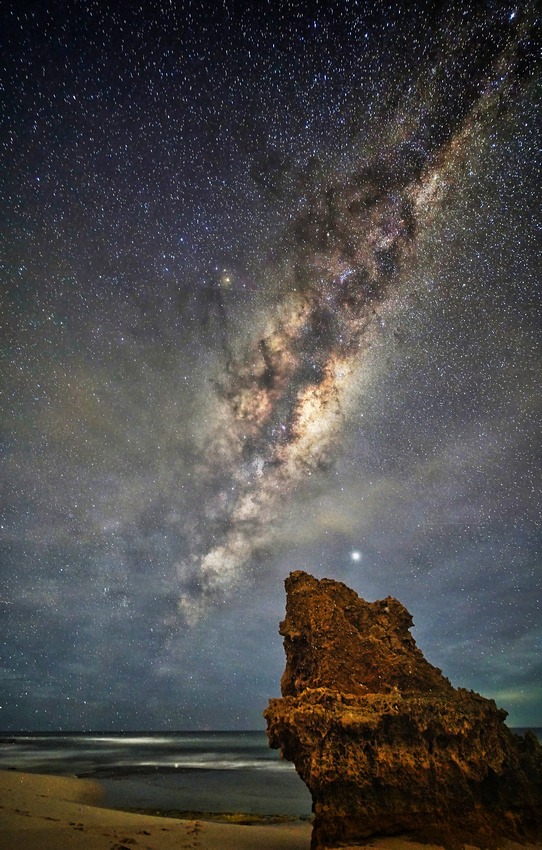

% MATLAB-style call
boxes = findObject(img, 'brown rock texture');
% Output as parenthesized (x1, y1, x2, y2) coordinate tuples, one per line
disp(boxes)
(264, 570, 542, 849)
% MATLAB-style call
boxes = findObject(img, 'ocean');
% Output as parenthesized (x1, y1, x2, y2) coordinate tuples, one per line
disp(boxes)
(0, 730, 313, 819)
(1, 728, 540, 820)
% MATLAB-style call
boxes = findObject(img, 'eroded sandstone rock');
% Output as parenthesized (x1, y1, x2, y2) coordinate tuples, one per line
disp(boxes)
(264, 571, 542, 849)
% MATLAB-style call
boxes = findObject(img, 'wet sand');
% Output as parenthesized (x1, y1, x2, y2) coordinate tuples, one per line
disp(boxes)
(1, 769, 540, 850)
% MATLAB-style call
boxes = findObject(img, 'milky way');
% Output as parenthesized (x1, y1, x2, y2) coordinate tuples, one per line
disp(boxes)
(1, 1, 540, 730)
(176, 6, 537, 621)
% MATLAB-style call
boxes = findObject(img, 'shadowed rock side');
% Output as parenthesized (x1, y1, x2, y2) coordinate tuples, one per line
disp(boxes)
(264, 571, 542, 849)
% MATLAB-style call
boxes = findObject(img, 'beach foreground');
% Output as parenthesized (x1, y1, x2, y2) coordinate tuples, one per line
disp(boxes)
(1, 770, 540, 850)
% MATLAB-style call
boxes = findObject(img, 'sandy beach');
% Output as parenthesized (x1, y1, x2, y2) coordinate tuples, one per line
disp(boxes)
(0, 768, 312, 850)
(1, 769, 540, 850)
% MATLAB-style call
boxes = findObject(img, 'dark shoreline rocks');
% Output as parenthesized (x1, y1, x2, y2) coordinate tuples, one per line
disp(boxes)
(264, 570, 542, 849)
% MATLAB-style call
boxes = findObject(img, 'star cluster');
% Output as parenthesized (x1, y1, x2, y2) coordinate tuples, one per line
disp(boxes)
(1, 0, 540, 730)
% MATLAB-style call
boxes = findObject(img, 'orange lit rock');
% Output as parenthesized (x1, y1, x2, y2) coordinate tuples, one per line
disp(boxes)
(264, 571, 542, 849)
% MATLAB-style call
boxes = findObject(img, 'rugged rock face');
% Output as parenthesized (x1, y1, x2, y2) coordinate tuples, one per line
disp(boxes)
(264, 571, 542, 849)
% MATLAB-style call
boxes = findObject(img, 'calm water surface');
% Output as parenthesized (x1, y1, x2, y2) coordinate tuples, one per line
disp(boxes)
(0, 730, 313, 817)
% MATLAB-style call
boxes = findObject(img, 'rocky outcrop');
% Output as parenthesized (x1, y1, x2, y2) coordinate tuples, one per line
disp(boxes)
(264, 571, 542, 849)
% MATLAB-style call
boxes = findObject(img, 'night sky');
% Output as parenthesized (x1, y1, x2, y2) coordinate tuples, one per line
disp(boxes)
(1, 0, 540, 732)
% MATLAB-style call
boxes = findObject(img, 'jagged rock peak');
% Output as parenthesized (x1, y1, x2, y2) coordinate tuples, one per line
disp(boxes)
(279, 570, 452, 697)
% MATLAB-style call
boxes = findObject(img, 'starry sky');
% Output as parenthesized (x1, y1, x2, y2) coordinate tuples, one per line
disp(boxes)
(1, 0, 541, 732)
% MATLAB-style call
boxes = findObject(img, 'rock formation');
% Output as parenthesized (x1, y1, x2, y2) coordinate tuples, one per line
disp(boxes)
(264, 571, 542, 849)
